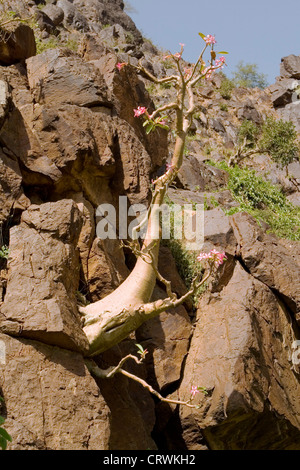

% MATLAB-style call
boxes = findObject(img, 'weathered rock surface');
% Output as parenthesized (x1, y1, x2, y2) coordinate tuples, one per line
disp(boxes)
(26, 48, 110, 107)
(0, 150, 23, 224)
(176, 156, 229, 191)
(0, 200, 89, 352)
(280, 55, 300, 79)
(177, 261, 300, 450)
(230, 212, 300, 323)
(0, 332, 110, 450)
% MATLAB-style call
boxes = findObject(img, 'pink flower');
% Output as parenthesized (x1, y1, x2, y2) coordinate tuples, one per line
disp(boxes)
(204, 34, 216, 45)
(134, 106, 147, 117)
(116, 62, 126, 71)
(190, 386, 199, 398)
(197, 249, 227, 266)
(214, 56, 226, 69)
(173, 52, 182, 60)
(184, 67, 192, 78)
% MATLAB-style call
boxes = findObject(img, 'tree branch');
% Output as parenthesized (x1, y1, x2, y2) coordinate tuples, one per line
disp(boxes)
(85, 355, 200, 409)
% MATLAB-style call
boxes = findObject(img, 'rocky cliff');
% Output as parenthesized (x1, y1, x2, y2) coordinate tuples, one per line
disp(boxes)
(0, 0, 299, 450)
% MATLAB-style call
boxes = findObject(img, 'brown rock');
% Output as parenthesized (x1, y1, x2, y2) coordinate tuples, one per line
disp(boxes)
(203, 207, 237, 255)
(178, 261, 300, 450)
(0, 24, 36, 65)
(268, 79, 295, 107)
(0, 149, 23, 224)
(90, 53, 168, 169)
(0, 200, 89, 353)
(26, 49, 110, 107)
(176, 158, 229, 192)
(230, 212, 300, 322)
(0, 332, 110, 450)
(42, 4, 64, 26)
(280, 55, 300, 79)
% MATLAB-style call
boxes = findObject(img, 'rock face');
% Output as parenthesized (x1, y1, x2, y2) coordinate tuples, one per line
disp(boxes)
(0, 332, 110, 450)
(0, 200, 89, 353)
(0, 0, 299, 452)
(269, 53, 300, 132)
(178, 260, 300, 450)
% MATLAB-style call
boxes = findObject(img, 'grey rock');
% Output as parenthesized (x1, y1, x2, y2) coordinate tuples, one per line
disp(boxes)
(57, 0, 89, 31)
(42, 4, 65, 26)
(280, 54, 300, 79)
(176, 157, 228, 192)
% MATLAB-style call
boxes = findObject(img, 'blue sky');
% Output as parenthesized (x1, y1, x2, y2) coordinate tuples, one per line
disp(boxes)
(126, 0, 300, 85)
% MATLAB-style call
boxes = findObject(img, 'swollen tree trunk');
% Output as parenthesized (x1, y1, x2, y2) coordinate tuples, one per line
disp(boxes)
(80, 130, 187, 356)
(78, 41, 218, 355)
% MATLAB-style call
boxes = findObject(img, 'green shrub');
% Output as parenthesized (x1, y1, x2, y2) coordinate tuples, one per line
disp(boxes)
(236, 117, 299, 169)
(232, 61, 268, 89)
(0, 245, 9, 259)
(237, 119, 260, 146)
(0, 398, 12, 450)
(162, 197, 207, 305)
(209, 161, 300, 241)
(219, 75, 235, 99)
(260, 117, 299, 168)
(219, 103, 228, 112)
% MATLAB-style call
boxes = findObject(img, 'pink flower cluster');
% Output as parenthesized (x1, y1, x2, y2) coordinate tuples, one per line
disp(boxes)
(197, 249, 227, 266)
(204, 34, 216, 45)
(116, 62, 126, 71)
(215, 56, 226, 68)
(133, 106, 147, 117)
(190, 386, 199, 398)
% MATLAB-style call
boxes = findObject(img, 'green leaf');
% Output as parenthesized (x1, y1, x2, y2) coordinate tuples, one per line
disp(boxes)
(0, 435, 7, 450)
(145, 123, 154, 134)
(198, 32, 206, 40)
(0, 428, 12, 442)
(217, 51, 229, 54)
(135, 343, 144, 354)
(156, 123, 169, 131)
(0, 417, 5, 426)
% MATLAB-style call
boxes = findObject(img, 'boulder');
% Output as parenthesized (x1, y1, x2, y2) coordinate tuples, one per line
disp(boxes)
(276, 101, 300, 133)
(268, 79, 298, 107)
(280, 54, 300, 79)
(237, 100, 262, 124)
(57, 0, 89, 32)
(42, 4, 65, 26)
(177, 261, 300, 450)
(0, 332, 110, 450)
(90, 52, 168, 169)
(230, 212, 300, 323)
(0, 200, 89, 353)
(176, 157, 229, 192)
(26, 49, 110, 107)
(94, 341, 157, 450)
(203, 207, 237, 255)
(0, 24, 36, 65)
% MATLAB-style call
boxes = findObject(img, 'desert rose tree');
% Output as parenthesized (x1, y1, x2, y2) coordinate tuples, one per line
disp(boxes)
(79, 35, 228, 357)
